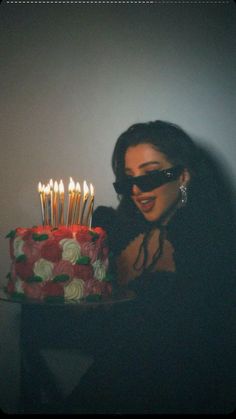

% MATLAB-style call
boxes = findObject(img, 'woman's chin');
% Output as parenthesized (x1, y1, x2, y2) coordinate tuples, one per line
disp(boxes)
(142, 211, 161, 223)
(142, 207, 177, 225)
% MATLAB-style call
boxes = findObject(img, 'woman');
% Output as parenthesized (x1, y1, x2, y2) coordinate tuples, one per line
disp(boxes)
(62, 121, 235, 414)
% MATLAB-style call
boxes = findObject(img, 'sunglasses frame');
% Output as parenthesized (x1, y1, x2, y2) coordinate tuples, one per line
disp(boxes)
(113, 165, 184, 195)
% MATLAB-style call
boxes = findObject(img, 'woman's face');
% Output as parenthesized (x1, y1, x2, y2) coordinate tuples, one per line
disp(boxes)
(124, 143, 190, 223)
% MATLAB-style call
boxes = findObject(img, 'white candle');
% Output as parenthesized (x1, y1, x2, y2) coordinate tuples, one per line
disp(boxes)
(44, 184, 50, 226)
(80, 180, 89, 225)
(85, 183, 95, 227)
(59, 180, 64, 225)
(38, 182, 45, 225)
(72, 181, 81, 225)
(67, 177, 75, 226)
(53, 181, 59, 227)
(49, 178, 54, 227)
(42, 184, 46, 226)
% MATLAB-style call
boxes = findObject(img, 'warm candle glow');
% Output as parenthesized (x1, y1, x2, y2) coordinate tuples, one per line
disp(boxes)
(44, 185, 50, 195)
(83, 180, 89, 199)
(54, 181, 59, 194)
(59, 179, 64, 195)
(38, 182, 42, 193)
(90, 183, 94, 197)
(38, 177, 95, 227)
(69, 177, 75, 193)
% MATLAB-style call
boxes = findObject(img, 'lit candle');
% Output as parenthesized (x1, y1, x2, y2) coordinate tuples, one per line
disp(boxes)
(72, 181, 81, 225)
(67, 177, 75, 226)
(59, 179, 64, 226)
(85, 183, 95, 227)
(42, 184, 46, 225)
(49, 178, 54, 226)
(53, 181, 59, 227)
(80, 180, 89, 225)
(44, 184, 50, 225)
(38, 182, 45, 225)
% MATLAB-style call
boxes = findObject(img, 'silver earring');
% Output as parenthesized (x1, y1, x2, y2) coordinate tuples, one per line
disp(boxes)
(179, 185, 188, 207)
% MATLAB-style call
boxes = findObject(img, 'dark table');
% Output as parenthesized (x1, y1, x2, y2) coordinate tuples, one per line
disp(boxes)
(0, 288, 136, 414)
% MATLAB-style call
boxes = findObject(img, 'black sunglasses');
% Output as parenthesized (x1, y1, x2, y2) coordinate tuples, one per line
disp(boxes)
(113, 165, 183, 196)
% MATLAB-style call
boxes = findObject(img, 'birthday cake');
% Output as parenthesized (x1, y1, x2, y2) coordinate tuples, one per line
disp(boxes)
(6, 224, 113, 302)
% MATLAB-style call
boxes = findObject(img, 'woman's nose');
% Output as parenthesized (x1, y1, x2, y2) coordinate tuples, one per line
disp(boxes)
(131, 183, 142, 195)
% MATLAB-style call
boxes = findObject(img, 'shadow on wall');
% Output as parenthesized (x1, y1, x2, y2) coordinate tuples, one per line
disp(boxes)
(193, 137, 236, 229)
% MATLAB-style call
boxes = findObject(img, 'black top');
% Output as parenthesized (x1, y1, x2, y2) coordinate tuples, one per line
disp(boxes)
(90, 200, 236, 414)
(63, 200, 235, 414)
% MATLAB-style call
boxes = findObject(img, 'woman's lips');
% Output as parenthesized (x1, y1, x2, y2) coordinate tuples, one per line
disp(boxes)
(135, 196, 156, 213)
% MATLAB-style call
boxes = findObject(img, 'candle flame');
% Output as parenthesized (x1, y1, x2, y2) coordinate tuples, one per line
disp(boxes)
(59, 180, 64, 195)
(45, 184, 50, 195)
(89, 183, 94, 197)
(68, 177, 75, 193)
(49, 179, 53, 190)
(54, 181, 59, 193)
(38, 182, 42, 193)
(83, 180, 89, 197)
(75, 182, 81, 193)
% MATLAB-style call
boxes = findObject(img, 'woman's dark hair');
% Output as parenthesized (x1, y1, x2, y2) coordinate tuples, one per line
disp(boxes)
(112, 120, 199, 181)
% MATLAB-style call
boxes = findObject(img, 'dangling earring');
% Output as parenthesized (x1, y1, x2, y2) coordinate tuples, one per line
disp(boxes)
(179, 184, 188, 207)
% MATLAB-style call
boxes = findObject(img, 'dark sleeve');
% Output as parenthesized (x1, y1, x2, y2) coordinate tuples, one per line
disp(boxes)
(125, 271, 236, 414)
(91, 205, 117, 232)
(92, 205, 147, 257)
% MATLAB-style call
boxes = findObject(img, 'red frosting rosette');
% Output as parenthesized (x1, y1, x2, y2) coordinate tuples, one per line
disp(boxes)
(42, 281, 64, 298)
(51, 226, 73, 242)
(52, 260, 74, 280)
(41, 239, 62, 263)
(15, 260, 34, 281)
(23, 282, 44, 300)
(23, 239, 42, 263)
(80, 241, 100, 264)
(73, 263, 94, 282)
(75, 226, 94, 244)
(84, 278, 112, 298)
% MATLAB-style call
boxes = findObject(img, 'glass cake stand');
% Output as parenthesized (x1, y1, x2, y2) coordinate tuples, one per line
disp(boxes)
(0, 286, 136, 413)
(0, 286, 136, 308)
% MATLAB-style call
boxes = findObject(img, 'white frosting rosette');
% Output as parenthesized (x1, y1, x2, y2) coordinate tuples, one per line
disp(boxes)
(64, 278, 85, 301)
(33, 258, 54, 281)
(15, 277, 24, 294)
(60, 238, 81, 265)
(13, 236, 25, 258)
(92, 260, 107, 281)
